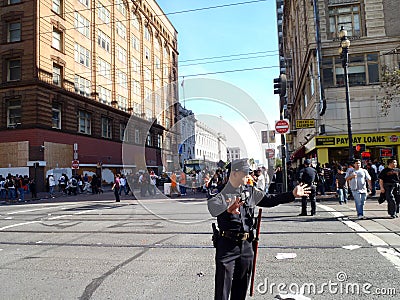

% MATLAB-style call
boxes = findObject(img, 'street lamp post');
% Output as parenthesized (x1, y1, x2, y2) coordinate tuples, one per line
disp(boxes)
(339, 26, 354, 163)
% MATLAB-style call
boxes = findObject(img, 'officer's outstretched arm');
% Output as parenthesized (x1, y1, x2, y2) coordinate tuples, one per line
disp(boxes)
(207, 193, 228, 217)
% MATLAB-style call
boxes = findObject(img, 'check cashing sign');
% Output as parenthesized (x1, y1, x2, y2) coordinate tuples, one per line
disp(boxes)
(295, 119, 315, 129)
(315, 133, 400, 147)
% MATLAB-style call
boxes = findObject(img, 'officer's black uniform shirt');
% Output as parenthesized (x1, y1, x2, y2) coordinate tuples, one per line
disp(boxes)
(208, 182, 295, 233)
(299, 166, 317, 185)
(378, 168, 400, 183)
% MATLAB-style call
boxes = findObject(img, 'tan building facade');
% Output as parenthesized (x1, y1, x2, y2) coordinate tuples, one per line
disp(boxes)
(0, 0, 178, 190)
(281, 0, 400, 166)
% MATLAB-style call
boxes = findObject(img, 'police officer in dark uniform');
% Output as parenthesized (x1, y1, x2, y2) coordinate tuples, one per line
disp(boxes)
(298, 159, 318, 216)
(378, 159, 400, 218)
(207, 158, 309, 300)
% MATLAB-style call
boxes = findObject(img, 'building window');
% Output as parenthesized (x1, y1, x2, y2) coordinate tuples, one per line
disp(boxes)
(98, 30, 110, 52)
(52, 28, 62, 51)
(146, 133, 152, 146)
(118, 95, 128, 112)
(131, 35, 140, 51)
(78, 110, 91, 134)
(98, 2, 110, 25)
(116, 45, 127, 64)
(7, 59, 21, 81)
(53, 64, 62, 86)
(144, 47, 150, 60)
(155, 56, 161, 69)
(116, 21, 126, 40)
(329, 4, 361, 38)
(74, 43, 90, 67)
(117, 70, 127, 89)
(78, 0, 89, 7)
(135, 129, 140, 144)
(145, 108, 152, 121)
(133, 80, 140, 95)
(52, 103, 61, 129)
(144, 67, 151, 81)
(116, 0, 126, 16)
(98, 58, 111, 79)
(144, 26, 151, 41)
(157, 134, 162, 148)
(120, 123, 127, 141)
(322, 53, 379, 87)
(8, 0, 21, 4)
(8, 21, 21, 43)
(75, 12, 90, 38)
(74, 75, 91, 97)
(131, 14, 140, 30)
(132, 57, 140, 74)
(7, 99, 21, 128)
(133, 102, 141, 116)
(98, 85, 111, 104)
(101, 117, 112, 139)
(52, 0, 61, 14)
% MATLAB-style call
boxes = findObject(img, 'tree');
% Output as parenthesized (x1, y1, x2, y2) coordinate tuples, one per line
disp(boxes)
(380, 66, 400, 116)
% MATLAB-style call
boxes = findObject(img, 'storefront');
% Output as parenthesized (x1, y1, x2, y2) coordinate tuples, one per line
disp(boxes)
(303, 132, 400, 165)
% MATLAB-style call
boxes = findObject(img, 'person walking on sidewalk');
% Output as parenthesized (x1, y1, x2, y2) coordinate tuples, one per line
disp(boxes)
(346, 159, 371, 219)
(112, 174, 121, 202)
(336, 165, 348, 204)
(297, 159, 318, 216)
(378, 159, 400, 218)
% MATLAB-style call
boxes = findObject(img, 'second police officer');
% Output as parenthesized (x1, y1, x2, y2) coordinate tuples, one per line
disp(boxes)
(297, 159, 318, 216)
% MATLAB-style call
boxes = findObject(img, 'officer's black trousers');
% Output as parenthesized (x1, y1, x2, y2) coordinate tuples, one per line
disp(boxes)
(215, 237, 253, 300)
(301, 185, 316, 215)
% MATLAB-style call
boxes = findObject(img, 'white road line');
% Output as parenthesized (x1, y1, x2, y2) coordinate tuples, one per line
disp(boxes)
(0, 221, 41, 231)
(318, 204, 400, 271)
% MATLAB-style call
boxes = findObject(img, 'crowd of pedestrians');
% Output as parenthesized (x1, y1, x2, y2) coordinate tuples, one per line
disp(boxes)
(0, 173, 37, 204)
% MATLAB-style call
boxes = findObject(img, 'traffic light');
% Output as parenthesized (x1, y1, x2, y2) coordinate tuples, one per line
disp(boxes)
(273, 74, 287, 97)
(355, 143, 366, 153)
(274, 77, 281, 95)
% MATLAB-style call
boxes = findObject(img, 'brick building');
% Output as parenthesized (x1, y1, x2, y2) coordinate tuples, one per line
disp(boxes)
(0, 0, 178, 190)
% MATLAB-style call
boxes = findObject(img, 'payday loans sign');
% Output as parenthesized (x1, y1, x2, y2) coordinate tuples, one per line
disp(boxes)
(315, 133, 400, 148)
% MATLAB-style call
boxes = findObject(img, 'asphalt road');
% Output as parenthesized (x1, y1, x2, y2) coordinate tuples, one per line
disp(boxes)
(1, 190, 399, 299)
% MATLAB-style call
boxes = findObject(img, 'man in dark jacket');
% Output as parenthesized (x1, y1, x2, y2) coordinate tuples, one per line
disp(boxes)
(298, 159, 318, 216)
(207, 158, 309, 300)
(378, 159, 400, 218)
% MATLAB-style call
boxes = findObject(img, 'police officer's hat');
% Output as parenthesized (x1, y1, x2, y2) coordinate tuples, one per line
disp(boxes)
(230, 158, 250, 174)
(304, 159, 311, 165)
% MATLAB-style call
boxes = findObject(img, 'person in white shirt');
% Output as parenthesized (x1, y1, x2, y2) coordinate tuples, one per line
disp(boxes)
(256, 169, 266, 191)
(345, 159, 371, 219)
(48, 174, 56, 198)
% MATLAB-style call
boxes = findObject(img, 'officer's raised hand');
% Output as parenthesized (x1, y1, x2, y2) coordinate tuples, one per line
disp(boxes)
(226, 196, 243, 214)
(292, 183, 310, 197)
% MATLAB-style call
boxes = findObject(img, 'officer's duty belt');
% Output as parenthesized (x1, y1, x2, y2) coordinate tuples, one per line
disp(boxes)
(220, 230, 249, 241)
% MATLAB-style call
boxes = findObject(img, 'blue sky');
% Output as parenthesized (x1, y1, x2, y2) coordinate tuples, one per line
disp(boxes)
(156, 0, 280, 161)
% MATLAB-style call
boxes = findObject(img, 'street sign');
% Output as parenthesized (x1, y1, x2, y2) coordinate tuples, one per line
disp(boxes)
(265, 148, 275, 159)
(275, 119, 290, 134)
(72, 160, 79, 169)
(295, 119, 315, 129)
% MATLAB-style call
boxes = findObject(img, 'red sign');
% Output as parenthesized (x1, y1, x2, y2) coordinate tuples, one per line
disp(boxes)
(275, 119, 290, 134)
(72, 160, 80, 169)
(265, 149, 275, 159)
(380, 148, 393, 157)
